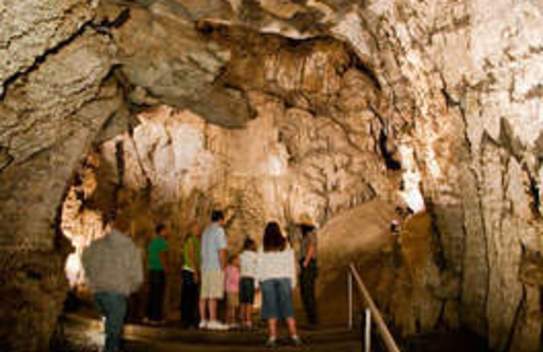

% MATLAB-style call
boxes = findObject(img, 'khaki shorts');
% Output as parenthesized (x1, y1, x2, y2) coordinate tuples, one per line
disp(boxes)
(227, 292, 239, 308)
(201, 270, 225, 299)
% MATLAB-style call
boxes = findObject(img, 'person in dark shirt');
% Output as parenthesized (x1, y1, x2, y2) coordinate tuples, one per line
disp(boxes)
(297, 213, 319, 326)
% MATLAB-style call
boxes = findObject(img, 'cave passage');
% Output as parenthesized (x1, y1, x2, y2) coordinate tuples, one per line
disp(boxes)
(55, 107, 476, 352)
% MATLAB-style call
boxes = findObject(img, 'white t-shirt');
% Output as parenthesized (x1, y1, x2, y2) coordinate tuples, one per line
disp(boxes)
(256, 248, 297, 288)
(240, 250, 258, 278)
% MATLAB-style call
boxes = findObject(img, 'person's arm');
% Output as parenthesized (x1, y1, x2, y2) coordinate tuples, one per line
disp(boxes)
(131, 247, 144, 292)
(288, 250, 297, 289)
(219, 249, 227, 270)
(303, 234, 316, 268)
(255, 251, 262, 290)
(188, 238, 199, 281)
(160, 250, 169, 272)
(217, 228, 227, 270)
(159, 239, 169, 272)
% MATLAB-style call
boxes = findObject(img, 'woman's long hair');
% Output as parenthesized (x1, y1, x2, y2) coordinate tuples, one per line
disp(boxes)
(263, 222, 286, 252)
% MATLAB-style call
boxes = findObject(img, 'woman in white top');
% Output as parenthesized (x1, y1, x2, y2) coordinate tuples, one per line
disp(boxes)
(257, 222, 301, 348)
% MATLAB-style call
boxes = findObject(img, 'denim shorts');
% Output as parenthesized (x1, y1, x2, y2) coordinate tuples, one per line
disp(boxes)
(239, 277, 255, 304)
(260, 278, 294, 320)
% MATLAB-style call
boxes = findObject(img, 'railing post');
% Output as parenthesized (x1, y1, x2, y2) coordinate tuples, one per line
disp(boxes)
(349, 263, 401, 352)
(348, 270, 353, 330)
(364, 308, 371, 352)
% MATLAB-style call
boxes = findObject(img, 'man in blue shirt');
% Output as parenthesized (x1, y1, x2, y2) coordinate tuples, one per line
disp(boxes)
(198, 210, 229, 330)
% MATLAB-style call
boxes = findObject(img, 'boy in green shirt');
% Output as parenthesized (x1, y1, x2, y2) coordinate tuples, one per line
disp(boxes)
(145, 223, 169, 324)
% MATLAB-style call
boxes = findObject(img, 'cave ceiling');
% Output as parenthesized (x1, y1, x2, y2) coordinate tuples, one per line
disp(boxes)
(101, 0, 380, 128)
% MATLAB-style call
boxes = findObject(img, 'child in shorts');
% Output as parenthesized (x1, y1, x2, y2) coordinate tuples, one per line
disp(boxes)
(225, 254, 240, 328)
(239, 237, 258, 329)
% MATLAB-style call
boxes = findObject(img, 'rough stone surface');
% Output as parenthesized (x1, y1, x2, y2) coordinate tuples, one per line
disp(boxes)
(0, 0, 97, 96)
(0, 3, 123, 350)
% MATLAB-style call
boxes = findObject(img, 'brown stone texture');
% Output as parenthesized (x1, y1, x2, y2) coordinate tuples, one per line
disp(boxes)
(1, 0, 543, 351)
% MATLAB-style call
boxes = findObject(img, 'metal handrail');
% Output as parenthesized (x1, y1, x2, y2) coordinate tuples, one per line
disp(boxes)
(348, 263, 401, 352)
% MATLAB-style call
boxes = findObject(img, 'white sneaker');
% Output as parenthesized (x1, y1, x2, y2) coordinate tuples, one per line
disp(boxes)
(207, 320, 229, 331)
(198, 320, 208, 330)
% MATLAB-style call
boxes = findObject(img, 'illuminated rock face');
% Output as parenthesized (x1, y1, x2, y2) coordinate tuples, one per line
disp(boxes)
(1, 0, 543, 351)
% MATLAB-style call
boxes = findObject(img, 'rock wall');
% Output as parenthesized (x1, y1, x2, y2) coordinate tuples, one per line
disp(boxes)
(64, 94, 396, 316)
(333, 1, 543, 350)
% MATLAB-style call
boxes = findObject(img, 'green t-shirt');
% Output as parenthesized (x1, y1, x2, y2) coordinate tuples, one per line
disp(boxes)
(183, 235, 200, 271)
(148, 236, 168, 271)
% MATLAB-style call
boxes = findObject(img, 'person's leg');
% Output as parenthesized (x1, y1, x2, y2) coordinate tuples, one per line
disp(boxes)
(244, 279, 255, 327)
(208, 299, 218, 321)
(306, 262, 318, 325)
(199, 299, 207, 325)
(94, 293, 112, 351)
(286, 317, 298, 337)
(261, 280, 279, 345)
(189, 273, 200, 327)
(240, 304, 246, 325)
(246, 304, 253, 327)
(181, 270, 191, 326)
(226, 301, 233, 325)
(208, 270, 225, 324)
(146, 271, 154, 320)
(277, 278, 300, 340)
(108, 293, 127, 352)
(156, 270, 166, 322)
(300, 263, 318, 325)
(199, 270, 209, 327)
(234, 303, 239, 326)
(96, 292, 127, 352)
(180, 271, 187, 324)
(148, 270, 160, 321)
(267, 318, 278, 339)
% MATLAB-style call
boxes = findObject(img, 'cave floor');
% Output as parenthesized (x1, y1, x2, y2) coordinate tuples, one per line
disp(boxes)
(54, 312, 362, 352)
(53, 312, 491, 352)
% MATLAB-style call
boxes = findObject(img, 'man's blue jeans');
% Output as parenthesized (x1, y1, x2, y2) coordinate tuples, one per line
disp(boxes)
(95, 292, 127, 352)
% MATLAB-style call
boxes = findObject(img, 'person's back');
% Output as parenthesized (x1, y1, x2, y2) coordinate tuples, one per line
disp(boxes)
(257, 222, 301, 348)
(83, 229, 143, 296)
(240, 249, 258, 279)
(198, 210, 228, 331)
(183, 233, 200, 272)
(200, 222, 225, 271)
(257, 248, 297, 285)
(82, 222, 143, 352)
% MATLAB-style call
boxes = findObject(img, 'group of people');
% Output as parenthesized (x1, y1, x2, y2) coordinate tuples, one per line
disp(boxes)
(81, 210, 319, 352)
